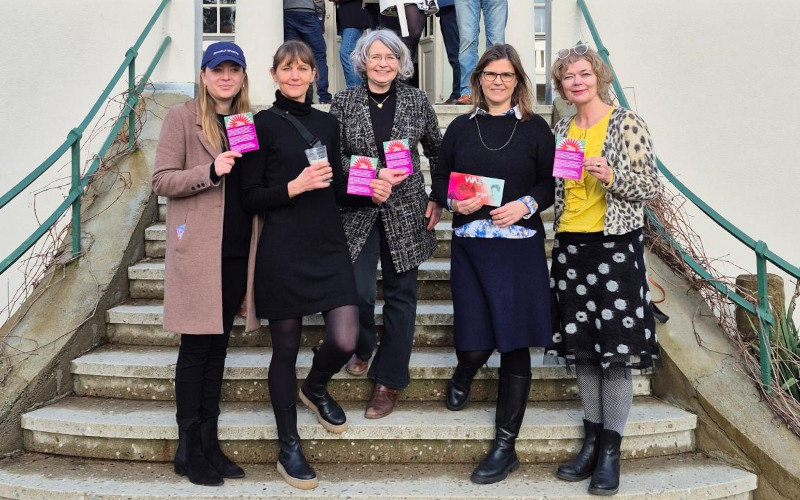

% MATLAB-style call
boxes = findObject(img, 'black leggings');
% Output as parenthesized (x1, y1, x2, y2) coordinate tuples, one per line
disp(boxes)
(174, 257, 248, 428)
(268, 305, 358, 409)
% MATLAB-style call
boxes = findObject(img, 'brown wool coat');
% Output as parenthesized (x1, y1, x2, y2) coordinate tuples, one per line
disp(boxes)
(152, 99, 261, 334)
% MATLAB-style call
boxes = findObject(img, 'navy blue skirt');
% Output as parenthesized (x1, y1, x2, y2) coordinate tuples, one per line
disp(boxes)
(450, 233, 551, 352)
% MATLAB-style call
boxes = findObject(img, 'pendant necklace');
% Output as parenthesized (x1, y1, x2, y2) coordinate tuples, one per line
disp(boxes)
(475, 115, 519, 151)
(369, 93, 392, 109)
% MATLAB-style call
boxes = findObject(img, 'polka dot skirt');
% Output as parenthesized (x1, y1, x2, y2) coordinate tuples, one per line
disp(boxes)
(546, 230, 659, 371)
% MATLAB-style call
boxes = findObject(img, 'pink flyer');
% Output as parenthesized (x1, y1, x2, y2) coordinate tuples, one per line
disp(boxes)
(383, 138, 413, 175)
(553, 136, 585, 180)
(347, 156, 378, 196)
(224, 112, 259, 154)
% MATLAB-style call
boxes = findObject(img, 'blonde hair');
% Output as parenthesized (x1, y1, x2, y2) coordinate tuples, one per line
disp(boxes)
(551, 48, 614, 105)
(197, 70, 251, 151)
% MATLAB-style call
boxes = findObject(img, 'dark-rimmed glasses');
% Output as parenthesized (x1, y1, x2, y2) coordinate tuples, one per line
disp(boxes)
(556, 43, 590, 59)
(481, 71, 516, 83)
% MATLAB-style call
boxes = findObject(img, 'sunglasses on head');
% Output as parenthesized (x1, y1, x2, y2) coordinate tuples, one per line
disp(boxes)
(556, 43, 590, 60)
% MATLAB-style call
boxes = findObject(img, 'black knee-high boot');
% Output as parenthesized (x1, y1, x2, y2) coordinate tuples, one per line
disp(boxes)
(274, 403, 318, 490)
(470, 371, 531, 484)
(199, 416, 245, 478)
(174, 419, 223, 486)
(299, 360, 348, 433)
(556, 419, 604, 481)
(588, 429, 622, 496)
(445, 362, 479, 411)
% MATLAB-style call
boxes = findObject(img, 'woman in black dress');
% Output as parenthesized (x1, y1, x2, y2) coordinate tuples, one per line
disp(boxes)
(239, 40, 392, 490)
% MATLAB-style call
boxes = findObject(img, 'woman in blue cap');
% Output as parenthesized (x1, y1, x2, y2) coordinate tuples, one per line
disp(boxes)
(152, 41, 258, 487)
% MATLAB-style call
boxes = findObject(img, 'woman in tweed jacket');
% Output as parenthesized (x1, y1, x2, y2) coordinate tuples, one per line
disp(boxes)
(546, 45, 660, 496)
(329, 29, 443, 419)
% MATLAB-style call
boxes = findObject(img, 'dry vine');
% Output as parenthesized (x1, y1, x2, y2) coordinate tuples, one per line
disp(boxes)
(0, 83, 155, 384)
(644, 182, 800, 436)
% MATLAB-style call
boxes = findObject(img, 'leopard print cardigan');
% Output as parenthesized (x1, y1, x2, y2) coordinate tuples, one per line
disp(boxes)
(552, 107, 660, 235)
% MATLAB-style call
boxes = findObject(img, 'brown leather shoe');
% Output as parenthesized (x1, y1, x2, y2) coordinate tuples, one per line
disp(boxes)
(364, 383, 398, 419)
(345, 354, 368, 377)
(455, 94, 472, 105)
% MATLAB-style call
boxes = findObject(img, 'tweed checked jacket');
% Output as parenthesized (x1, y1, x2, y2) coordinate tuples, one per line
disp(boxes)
(552, 107, 660, 235)
(330, 82, 442, 273)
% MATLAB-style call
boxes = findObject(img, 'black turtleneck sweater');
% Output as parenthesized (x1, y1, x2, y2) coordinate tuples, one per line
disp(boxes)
(366, 82, 397, 166)
(237, 91, 360, 319)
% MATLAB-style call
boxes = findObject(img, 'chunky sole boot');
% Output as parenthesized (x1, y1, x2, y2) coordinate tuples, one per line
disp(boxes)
(470, 371, 531, 484)
(174, 421, 224, 486)
(556, 419, 604, 481)
(200, 417, 245, 479)
(588, 429, 623, 496)
(274, 404, 319, 490)
(300, 365, 348, 434)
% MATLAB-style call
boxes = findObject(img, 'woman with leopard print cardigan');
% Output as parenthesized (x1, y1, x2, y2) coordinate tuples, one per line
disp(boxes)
(545, 45, 661, 497)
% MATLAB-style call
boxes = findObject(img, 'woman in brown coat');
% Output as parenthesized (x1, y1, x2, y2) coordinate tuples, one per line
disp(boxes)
(151, 42, 259, 487)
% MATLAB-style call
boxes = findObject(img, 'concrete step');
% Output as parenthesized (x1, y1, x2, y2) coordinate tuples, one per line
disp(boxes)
(22, 396, 694, 464)
(145, 218, 554, 260)
(129, 258, 456, 301)
(106, 299, 454, 347)
(0, 452, 755, 500)
(71, 345, 651, 402)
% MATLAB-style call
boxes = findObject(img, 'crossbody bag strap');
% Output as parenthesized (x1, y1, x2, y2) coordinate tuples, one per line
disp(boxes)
(267, 106, 322, 147)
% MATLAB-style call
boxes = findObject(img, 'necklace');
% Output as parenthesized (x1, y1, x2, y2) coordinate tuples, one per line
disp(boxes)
(475, 116, 519, 151)
(368, 93, 392, 109)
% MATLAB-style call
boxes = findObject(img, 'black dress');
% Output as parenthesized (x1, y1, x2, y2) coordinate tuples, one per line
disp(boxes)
(240, 91, 363, 320)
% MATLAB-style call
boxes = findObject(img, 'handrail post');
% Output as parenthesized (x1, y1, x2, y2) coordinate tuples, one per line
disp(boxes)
(126, 48, 139, 150)
(68, 129, 82, 258)
(755, 241, 772, 392)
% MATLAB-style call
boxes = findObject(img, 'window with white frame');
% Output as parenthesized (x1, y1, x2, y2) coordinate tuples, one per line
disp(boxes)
(534, 2, 546, 35)
(203, 0, 236, 39)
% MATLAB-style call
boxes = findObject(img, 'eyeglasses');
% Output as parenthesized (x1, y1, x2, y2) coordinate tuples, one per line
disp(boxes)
(368, 54, 399, 64)
(556, 43, 590, 59)
(480, 71, 516, 83)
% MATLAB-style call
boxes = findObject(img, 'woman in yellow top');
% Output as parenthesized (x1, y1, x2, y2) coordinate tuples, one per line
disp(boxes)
(546, 44, 661, 496)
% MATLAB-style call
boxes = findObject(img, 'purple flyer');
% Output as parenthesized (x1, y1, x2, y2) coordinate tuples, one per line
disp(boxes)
(224, 112, 259, 154)
(383, 138, 413, 176)
(347, 156, 378, 196)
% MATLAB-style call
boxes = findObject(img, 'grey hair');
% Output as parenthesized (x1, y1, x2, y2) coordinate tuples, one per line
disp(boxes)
(350, 29, 414, 82)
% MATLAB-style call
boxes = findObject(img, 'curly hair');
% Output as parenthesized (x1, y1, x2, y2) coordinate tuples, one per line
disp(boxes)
(551, 47, 614, 105)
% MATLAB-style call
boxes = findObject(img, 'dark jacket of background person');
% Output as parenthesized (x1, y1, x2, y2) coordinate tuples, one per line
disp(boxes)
(336, 0, 374, 30)
(329, 82, 442, 273)
(151, 99, 260, 334)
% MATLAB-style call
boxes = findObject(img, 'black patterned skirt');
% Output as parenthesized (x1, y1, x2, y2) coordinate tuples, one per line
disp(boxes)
(545, 229, 659, 371)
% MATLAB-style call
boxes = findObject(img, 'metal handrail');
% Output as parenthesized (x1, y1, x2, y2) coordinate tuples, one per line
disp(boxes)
(0, 0, 172, 276)
(576, 0, 800, 391)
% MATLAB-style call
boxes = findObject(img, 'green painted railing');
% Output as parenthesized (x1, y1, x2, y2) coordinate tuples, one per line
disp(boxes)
(576, 0, 800, 391)
(0, 0, 172, 276)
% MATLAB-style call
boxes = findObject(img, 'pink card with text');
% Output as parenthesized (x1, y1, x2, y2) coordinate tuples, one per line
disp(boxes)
(553, 136, 585, 180)
(347, 156, 378, 196)
(224, 112, 259, 154)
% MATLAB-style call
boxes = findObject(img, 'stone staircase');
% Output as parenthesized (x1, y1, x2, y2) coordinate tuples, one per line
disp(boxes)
(0, 105, 757, 499)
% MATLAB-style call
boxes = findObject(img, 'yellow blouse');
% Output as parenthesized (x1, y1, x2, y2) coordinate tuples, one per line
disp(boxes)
(557, 108, 614, 233)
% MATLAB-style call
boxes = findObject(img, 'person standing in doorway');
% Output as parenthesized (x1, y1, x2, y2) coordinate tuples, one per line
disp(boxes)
(454, 0, 508, 104)
(284, 0, 333, 103)
(331, 0, 375, 88)
(436, 0, 461, 104)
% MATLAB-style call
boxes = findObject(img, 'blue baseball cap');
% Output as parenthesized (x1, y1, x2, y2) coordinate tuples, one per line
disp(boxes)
(201, 42, 247, 69)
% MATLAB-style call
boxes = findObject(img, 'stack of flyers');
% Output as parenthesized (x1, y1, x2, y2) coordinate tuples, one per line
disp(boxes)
(347, 155, 378, 196)
(383, 138, 413, 175)
(553, 136, 585, 179)
(224, 112, 260, 153)
(447, 172, 505, 207)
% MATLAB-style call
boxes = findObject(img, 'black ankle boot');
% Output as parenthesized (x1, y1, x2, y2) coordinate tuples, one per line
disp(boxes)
(299, 364, 348, 433)
(556, 419, 604, 481)
(200, 417, 245, 479)
(445, 363, 477, 411)
(174, 421, 223, 486)
(470, 371, 531, 484)
(588, 429, 622, 496)
(274, 404, 318, 490)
